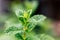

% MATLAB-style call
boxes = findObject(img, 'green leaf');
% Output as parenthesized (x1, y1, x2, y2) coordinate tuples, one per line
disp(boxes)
(15, 30, 28, 40)
(15, 33, 23, 40)
(26, 22, 36, 32)
(11, 3, 24, 17)
(19, 17, 26, 24)
(28, 15, 46, 25)
(5, 19, 24, 33)
(26, 15, 46, 32)
(5, 26, 20, 33)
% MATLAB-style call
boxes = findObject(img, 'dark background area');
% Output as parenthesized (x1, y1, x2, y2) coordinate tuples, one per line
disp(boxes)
(33, 0, 60, 21)
(36, 0, 60, 21)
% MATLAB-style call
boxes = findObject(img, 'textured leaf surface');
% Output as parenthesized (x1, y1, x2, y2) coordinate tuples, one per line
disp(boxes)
(29, 15, 46, 24)
(26, 22, 36, 32)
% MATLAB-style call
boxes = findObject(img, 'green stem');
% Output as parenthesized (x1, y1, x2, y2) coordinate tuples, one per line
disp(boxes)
(23, 21, 27, 40)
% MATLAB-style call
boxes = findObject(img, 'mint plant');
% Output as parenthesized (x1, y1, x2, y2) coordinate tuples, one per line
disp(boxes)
(3, 2, 55, 40)
(4, 9, 55, 40)
(5, 8, 45, 39)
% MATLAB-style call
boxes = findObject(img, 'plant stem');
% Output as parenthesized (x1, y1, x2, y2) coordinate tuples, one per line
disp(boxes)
(23, 26, 27, 40)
